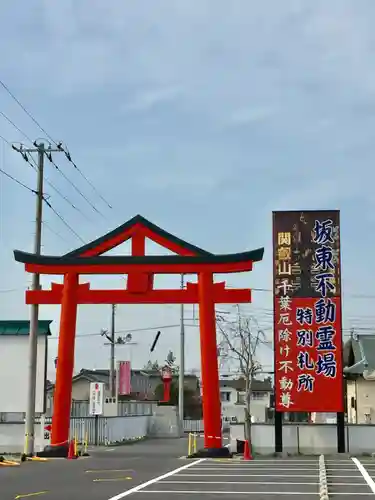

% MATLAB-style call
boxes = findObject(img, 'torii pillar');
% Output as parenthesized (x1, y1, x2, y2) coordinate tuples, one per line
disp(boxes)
(51, 273, 79, 452)
(198, 272, 222, 449)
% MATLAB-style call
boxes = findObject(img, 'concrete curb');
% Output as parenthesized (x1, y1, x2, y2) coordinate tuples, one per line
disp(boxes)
(319, 454, 329, 500)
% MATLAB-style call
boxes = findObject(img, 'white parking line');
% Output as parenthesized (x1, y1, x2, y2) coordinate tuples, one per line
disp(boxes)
(138, 492, 375, 496)
(200, 462, 319, 466)
(188, 467, 354, 471)
(178, 473, 361, 478)
(208, 459, 319, 463)
(106, 459, 206, 500)
(163, 480, 319, 485)
(352, 457, 375, 494)
(137, 491, 328, 495)
(105, 456, 366, 498)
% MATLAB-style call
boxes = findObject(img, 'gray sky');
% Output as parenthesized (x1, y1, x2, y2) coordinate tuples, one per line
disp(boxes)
(0, 0, 374, 381)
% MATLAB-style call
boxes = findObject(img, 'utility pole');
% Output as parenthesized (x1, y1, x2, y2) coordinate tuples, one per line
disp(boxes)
(178, 274, 185, 435)
(110, 304, 116, 397)
(12, 141, 63, 456)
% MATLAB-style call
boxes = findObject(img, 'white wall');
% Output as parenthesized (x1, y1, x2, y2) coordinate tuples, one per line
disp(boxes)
(220, 387, 269, 422)
(0, 336, 46, 413)
(0, 422, 44, 453)
(148, 406, 179, 438)
(347, 379, 375, 424)
(230, 423, 375, 455)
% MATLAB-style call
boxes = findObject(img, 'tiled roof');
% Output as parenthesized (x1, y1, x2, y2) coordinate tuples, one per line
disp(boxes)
(43, 369, 200, 391)
(344, 334, 375, 374)
(0, 320, 52, 336)
(219, 377, 273, 391)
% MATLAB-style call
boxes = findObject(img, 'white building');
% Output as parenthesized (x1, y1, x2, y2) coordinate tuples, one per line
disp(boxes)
(0, 320, 51, 420)
(344, 333, 375, 424)
(219, 377, 273, 423)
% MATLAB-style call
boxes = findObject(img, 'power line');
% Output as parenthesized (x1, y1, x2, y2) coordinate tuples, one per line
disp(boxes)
(42, 196, 85, 244)
(9, 143, 87, 244)
(0, 133, 11, 146)
(0, 78, 112, 210)
(60, 144, 113, 210)
(0, 110, 33, 142)
(0, 165, 36, 193)
(43, 221, 70, 244)
(0, 79, 56, 146)
(45, 151, 105, 218)
(227, 283, 375, 300)
(1, 110, 100, 223)
(48, 323, 193, 340)
(25, 152, 92, 223)
(0, 115, 95, 224)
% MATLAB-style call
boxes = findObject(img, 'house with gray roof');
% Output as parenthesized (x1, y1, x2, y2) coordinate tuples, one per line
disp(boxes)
(219, 377, 273, 423)
(46, 368, 200, 416)
(344, 333, 375, 423)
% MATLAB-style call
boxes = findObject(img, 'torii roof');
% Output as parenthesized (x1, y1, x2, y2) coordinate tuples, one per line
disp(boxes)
(14, 214, 264, 269)
(65, 214, 212, 258)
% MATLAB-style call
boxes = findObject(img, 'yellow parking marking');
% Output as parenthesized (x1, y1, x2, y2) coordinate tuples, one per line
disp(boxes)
(14, 492, 47, 499)
(86, 469, 133, 473)
(93, 476, 132, 482)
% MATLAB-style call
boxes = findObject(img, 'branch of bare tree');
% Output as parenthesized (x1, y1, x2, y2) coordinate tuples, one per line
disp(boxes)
(216, 308, 267, 443)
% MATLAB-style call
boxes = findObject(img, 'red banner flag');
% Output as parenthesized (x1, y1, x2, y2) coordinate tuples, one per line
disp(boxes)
(118, 361, 131, 395)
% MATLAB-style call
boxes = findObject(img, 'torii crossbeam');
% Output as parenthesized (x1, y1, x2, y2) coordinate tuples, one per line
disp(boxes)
(14, 215, 264, 458)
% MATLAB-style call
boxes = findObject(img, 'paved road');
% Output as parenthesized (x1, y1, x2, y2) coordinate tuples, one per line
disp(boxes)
(2, 441, 374, 499)
(0, 438, 191, 500)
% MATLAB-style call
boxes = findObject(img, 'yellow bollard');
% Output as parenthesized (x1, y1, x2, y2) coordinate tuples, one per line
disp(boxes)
(188, 433, 192, 456)
(81, 431, 89, 456)
(24, 434, 29, 455)
(74, 438, 78, 456)
(193, 433, 197, 453)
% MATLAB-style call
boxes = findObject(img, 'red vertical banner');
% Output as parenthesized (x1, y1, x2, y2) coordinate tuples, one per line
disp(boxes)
(273, 211, 344, 413)
(117, 360, 131, 395)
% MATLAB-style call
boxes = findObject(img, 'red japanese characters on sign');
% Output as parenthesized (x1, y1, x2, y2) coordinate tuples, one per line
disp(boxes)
(273, 211, 344, 413)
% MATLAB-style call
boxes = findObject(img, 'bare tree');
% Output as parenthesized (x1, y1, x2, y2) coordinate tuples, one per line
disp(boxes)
(216, 307, 265, 446)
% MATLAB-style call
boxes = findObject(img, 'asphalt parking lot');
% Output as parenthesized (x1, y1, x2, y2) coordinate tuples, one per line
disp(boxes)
(134, 456, 321, 499)
(325, 456, 375, 498)
(323, 456, 372, 498)
(2, 441, 375, 499)
(0, 438, 192, 500)
(132, 455, 375, 499)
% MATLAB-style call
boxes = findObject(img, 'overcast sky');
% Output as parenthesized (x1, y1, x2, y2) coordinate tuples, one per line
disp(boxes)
(0, 0, 374, 381)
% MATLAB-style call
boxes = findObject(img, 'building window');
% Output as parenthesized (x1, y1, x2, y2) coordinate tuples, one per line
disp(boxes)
(251, 391, 266, 400)
(237, 392, 245, 404)
(220, 391, 231, 402)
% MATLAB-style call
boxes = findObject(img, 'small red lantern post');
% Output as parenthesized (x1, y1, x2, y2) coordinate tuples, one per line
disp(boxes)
(160, 366, 173, 402)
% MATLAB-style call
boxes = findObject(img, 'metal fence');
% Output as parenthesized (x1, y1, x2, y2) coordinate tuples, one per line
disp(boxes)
(0, 401, 156, 422)
(38, 415, 149, 445)
(70, 400, 155, 417)
(183, 419, 204, 433)
(183, 419, 230, 433)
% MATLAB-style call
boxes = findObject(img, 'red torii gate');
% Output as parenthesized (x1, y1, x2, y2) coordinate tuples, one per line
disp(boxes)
(14, 215, 264, 457)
